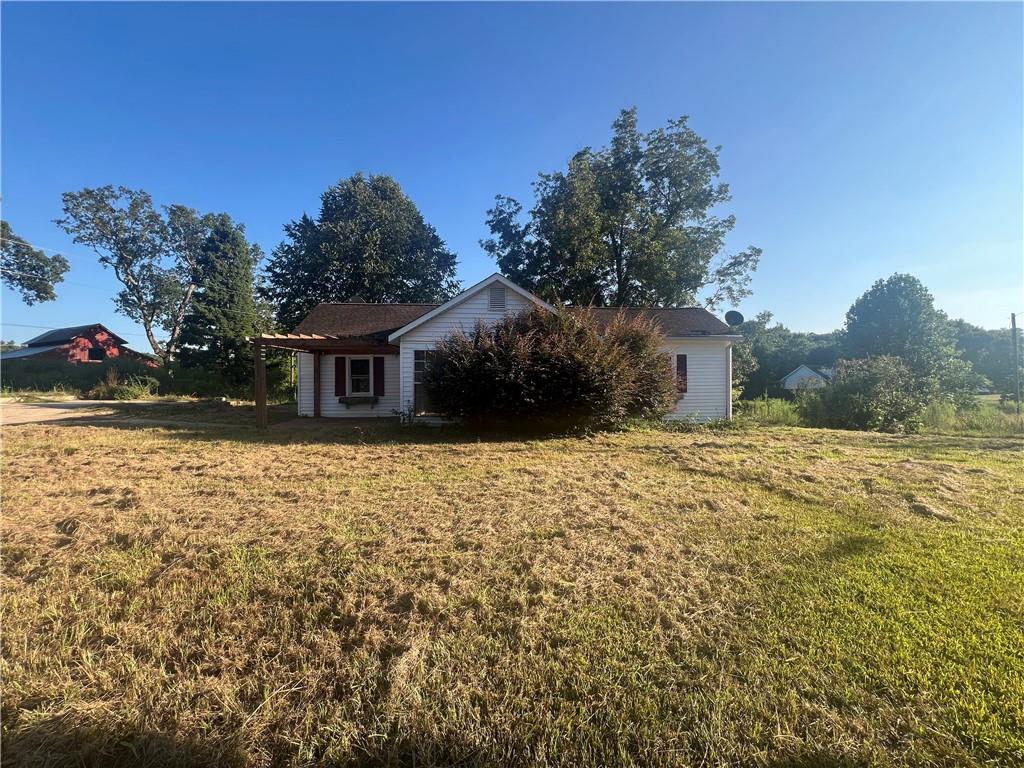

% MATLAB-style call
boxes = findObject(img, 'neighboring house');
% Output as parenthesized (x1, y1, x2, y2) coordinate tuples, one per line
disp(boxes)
(0, 324, 156, 366)
(779, 364, 832, 392)
(253, 273, 739, 425)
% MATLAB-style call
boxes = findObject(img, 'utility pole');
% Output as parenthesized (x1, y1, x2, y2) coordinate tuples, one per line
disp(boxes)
(1013, 313, 1021, 417)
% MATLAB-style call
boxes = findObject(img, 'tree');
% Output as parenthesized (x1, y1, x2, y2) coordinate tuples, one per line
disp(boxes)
(735, 311, 840, 398)
(56, 187, 215, 364)
(843, 274, 978, 404)
(0, 221, 70, 304)
(264, 174, 460, 329)
(0, 340, 24, 352)
(951, 319, 1022, 398)
(796, 356, 927, 433)
(178, 214, 265, 387)
(482, 108, 761, 308)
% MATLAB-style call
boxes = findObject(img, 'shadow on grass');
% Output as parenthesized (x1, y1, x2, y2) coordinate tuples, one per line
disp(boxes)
(11, 400, 1022, 451)
(2, 716, 498, 768)
(1, 717, 244, 768)
(6, 400, 606, 448)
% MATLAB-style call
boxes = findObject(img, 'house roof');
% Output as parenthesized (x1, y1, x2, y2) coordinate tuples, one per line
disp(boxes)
(569, 307, 734, 337)
(779, 364, 831, 383)
(23, 323, 127, 347)
(292, 302, 439, 342)
(292, 300, 736, 342)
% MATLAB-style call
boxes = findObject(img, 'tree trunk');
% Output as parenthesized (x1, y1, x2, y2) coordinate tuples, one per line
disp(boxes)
(162, 282, 198, 363)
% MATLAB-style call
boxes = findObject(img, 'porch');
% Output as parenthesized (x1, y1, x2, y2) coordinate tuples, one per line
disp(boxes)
(253, 334, 399, 428)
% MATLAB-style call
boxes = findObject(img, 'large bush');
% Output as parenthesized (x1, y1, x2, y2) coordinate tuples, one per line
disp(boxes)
(797, 356, 927, 433)
(1, 353, 292, 401)
(423, 308, 677, 430)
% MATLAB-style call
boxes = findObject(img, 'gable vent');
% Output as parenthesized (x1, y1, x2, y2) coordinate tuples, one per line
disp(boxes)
(488, 284, 507, 311)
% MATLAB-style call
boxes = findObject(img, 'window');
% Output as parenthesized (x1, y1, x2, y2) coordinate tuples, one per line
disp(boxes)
(488, 284, 507, 311)
(87, 346, 107, 361)
(349, 358, 371, 395)
(675, 354, 688, 395)
(413, 350, 436, 415)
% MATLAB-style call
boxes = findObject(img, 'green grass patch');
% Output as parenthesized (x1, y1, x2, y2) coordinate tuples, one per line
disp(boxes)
(2, 421, 1022, 766)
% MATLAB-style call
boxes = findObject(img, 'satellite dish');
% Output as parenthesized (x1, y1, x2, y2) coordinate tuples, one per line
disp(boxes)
(725, 310, 744, 327)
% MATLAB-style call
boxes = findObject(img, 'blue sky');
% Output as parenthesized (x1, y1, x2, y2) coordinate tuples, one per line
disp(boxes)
(2, 2, 1022, 348)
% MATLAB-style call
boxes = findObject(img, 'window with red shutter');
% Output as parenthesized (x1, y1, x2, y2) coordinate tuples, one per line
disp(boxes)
(676, 354, 688, 395)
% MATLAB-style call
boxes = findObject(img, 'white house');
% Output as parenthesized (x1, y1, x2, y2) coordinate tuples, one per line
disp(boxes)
(253, 274, 739, 425)
(779, 364, 832, 392)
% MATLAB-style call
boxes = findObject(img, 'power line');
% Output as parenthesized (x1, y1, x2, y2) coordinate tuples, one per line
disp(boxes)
(0, 266, 111, 292)
(0, 321, 152, 338)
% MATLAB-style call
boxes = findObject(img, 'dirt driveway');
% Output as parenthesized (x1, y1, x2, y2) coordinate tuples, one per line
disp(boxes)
(0, 400, 119, 426)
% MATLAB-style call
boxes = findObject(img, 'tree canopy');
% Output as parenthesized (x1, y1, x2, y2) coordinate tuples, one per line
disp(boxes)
(1, 220, 70, 305)
(482, 108, 760, 308)
(178, 214, 266, 387)
(264, 173, 460, 329)
(842, 274, 978, 403)
(56, 187, 217, 364)
(951, 319, 1022, 398)
(735, 311, 839, 397)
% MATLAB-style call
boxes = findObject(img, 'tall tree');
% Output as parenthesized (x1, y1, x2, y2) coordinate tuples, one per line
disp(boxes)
(950, 319, 1021, 397)
(264, 173, 460, 329)
(735, 311, 840, 397)
(0, 220, 70, 304)
(56, 187, 213, 364)
(178, 214, 265, 386)
(843, 274, 978, 403)
(482, 108, 761, 308)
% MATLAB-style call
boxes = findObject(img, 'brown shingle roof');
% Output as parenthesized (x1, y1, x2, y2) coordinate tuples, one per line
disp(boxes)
(292, 302, 439, 340)
(292, 301, 734, 340)
(566, 307, 734, 336)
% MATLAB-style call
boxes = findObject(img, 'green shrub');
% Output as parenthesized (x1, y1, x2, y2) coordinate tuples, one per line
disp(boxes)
(734, 397, 802, 426)
(423, 308, 677, 430)
(797, 356, 927, 433)
(1, 352, 292, 402)
(87, 369, 160, 400)
(920, 400, 1023, 436)
(1, 358, 156, 394)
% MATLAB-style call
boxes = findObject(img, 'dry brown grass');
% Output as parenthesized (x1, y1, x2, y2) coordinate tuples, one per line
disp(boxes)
(2, 419, 1022, 767)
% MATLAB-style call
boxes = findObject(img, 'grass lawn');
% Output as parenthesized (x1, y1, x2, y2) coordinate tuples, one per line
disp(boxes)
(1, 417, 1022, 767)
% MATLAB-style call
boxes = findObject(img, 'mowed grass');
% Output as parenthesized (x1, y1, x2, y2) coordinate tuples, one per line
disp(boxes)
(1, 419, 1022, 767)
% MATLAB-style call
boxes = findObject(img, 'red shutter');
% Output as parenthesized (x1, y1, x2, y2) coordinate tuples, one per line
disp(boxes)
(373, 356, 385, 396)
(676, 354, 688, 394)
(334, 356, 346, 396)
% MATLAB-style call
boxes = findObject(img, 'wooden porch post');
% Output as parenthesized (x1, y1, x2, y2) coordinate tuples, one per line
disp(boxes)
(254, 340, 268, 428)
(313, 351, 322, 418)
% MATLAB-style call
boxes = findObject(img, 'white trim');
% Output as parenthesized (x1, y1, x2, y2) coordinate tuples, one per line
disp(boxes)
(387, 273, 555, 342)
(726, 341, 733, 419)
(663, 334, 742, 341)
(779, 364, 827, 384)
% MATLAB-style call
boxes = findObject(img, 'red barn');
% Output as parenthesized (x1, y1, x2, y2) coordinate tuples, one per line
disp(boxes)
(1, 324, 157, 366)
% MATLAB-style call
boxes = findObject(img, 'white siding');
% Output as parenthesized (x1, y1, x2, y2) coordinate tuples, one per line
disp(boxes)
(296, 352, 401, 417)
(781, 366, 827, 391)
(661, 339, 733, 422)
(398, 287, 535, 416)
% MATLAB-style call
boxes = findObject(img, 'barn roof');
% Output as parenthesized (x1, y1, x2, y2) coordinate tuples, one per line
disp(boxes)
(292, 301, 735, 340)
(0, 344, 64, 360)
(23, 323, 127, 347)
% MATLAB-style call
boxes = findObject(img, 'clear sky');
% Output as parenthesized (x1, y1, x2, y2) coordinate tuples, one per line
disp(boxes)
(2, 2, 1022, 348)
